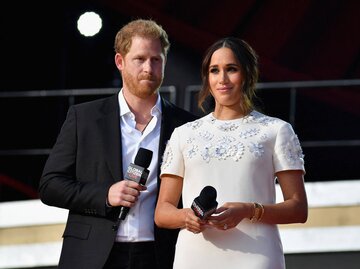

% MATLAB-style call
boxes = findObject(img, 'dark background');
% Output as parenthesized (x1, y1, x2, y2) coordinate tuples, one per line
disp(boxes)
(1, 0, 360, 202)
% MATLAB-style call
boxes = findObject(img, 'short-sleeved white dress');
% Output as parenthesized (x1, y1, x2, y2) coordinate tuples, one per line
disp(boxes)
(160, 111, 305, 269)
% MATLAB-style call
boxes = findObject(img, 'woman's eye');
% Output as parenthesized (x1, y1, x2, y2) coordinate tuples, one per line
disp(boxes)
(227, 67, 238, 72)
(209, 68, 218, 73)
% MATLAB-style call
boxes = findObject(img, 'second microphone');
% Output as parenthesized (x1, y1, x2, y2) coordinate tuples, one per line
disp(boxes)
(118, 147, 153, 221)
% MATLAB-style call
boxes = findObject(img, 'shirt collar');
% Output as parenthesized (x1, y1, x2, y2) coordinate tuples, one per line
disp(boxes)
(118, 88, 162, 117)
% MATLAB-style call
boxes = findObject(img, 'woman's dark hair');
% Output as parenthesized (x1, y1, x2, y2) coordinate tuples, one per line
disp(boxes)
(198, 37, 259, 114)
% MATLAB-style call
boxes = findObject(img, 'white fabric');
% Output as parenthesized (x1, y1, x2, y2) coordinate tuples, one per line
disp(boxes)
(116, 89, 161, 242)
(161, 111, 305, 269)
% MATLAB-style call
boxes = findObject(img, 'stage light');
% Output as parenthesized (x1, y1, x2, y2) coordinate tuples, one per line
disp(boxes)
(77, 11, 102, 37)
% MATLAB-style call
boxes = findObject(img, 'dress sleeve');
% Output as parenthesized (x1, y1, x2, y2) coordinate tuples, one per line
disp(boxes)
(273, 122, 305, 174)
(160, 128, 185, 178)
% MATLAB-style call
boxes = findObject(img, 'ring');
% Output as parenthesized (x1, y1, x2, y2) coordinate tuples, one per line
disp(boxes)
(223, 224, 228, 230)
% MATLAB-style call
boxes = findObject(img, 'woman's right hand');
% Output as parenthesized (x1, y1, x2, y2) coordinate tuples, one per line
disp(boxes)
(183, 208, 207, 234)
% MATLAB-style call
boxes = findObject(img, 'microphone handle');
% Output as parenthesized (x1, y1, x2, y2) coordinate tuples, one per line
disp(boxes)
(112, 206, 130, 231)
(119, 206, 130, 220)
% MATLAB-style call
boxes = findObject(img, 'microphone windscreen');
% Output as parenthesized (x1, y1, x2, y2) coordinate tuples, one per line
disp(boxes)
(134, 148, 153, 168)
(198, 186, 217, 208)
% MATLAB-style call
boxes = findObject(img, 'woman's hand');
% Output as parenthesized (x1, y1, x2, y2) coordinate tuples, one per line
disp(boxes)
(183, 208, 207, 234)
(206, 202, 252, 230)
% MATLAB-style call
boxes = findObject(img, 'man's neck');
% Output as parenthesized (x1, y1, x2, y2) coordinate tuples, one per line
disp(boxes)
(122, 88, 158, 124)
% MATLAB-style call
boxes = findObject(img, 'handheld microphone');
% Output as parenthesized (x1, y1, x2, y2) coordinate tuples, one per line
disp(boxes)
(191, 186, 218, 220)
(113, 147, 153, 231)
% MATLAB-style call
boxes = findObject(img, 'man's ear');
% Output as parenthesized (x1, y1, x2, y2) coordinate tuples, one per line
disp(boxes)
(115, 53, 124, 70)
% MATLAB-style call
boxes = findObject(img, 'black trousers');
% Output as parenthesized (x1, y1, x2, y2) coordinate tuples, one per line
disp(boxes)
(103, 241, 157, 269)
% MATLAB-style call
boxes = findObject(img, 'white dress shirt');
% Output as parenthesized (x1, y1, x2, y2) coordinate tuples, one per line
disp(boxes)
(116, 89, 161, 242)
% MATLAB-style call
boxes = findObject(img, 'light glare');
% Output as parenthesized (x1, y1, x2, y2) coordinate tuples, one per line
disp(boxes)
(77, 11, 102, 37)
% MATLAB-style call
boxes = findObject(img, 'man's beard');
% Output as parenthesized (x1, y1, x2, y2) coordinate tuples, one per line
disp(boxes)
(122, 70, 163, 99)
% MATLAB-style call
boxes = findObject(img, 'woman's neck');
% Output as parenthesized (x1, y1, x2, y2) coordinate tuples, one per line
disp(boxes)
(213, 106, 245, 120)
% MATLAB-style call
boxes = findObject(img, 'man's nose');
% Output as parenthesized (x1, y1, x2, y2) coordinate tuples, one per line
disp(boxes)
(143, 59, 152, 73)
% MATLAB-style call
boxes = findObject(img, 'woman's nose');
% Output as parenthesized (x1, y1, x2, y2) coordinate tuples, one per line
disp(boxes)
(219, 71, 228, 84)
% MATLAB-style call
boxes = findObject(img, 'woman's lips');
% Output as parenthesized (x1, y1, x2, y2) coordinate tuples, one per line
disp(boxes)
(217, 86, 232, 91)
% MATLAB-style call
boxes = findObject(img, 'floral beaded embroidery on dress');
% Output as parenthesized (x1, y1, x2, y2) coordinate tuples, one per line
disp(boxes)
(162, 110, 304, 167)
(163, 111, 304, 166)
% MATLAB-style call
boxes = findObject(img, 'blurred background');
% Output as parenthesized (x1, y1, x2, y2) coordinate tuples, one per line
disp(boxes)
(0, 0, 359, 268)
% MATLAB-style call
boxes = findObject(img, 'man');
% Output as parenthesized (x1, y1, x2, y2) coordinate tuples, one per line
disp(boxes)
(39, 19, 197, 269)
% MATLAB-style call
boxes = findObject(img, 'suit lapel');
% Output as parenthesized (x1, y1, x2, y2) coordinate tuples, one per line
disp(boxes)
(98, 95, 123, 182)
(159, 98, 177, 152)
(157, 98, 175, 181)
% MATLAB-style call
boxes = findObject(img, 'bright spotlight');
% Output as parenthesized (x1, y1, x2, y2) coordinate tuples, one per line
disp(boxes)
(77, 11, 102, 37)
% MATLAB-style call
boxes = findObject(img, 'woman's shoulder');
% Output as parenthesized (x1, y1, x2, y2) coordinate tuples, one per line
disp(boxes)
(176, 113, 210, 129)
(248, 110, 290, 128)
(249, 111, 300, 143)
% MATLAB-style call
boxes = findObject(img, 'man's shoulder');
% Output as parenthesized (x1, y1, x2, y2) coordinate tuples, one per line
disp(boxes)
(162, 98, 198, 122)
(71, 94, 118, 114)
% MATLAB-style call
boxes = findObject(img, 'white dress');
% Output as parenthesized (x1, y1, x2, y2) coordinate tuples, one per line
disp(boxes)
(160, 111, 305, 269)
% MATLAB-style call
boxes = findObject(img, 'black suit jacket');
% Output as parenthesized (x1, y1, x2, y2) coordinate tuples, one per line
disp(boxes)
(39, 94, 197, 269)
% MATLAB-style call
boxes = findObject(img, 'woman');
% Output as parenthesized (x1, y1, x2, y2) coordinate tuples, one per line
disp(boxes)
(155, 37, 308, 269)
